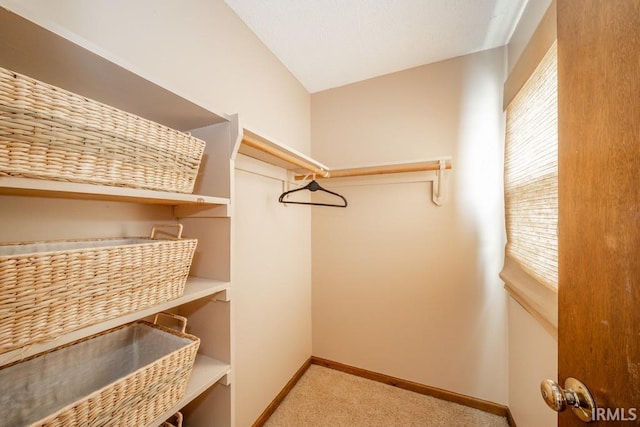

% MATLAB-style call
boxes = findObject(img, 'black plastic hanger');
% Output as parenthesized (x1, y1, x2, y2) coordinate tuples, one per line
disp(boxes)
(278, 180, 348, 208)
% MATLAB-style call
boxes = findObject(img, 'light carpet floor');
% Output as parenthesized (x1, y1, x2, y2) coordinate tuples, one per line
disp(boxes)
(264, 365, 509, 427)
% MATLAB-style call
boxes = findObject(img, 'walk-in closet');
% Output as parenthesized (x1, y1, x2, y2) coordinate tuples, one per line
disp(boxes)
(2, 1, 636, 426)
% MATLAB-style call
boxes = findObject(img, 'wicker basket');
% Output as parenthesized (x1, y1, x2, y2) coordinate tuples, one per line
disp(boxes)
(0, 313, 199, 427)
(161, 412, 183, 427)
(0, 225, 196, 354)
(0, 66, 205, 193)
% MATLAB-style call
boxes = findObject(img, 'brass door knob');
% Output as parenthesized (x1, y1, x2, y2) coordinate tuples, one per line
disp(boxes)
(541, 378, 596, 422)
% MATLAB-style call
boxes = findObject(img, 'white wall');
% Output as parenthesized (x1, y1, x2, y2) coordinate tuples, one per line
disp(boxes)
(509, 299, 557, 426)
(311, 47, 508, 405)
(507, 0, 553, 73)
(233, 161, 312, 427)
(0, 1, 312, 425)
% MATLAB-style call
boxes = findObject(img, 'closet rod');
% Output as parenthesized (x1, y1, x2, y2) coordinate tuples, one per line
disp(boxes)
(295, 161, 452, 180)
(241, 135, 330, 178)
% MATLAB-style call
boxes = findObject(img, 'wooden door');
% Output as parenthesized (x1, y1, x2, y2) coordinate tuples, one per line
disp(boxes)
(557, 0, 640, 425)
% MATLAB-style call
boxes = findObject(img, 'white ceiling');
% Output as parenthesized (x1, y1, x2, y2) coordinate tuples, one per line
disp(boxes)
(224, 0, 528, 93)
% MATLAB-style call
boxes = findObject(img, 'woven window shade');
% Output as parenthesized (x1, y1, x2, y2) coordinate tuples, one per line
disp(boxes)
(504, 42, 558, 290)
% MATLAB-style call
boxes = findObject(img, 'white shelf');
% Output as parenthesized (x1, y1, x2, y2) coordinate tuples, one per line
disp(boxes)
(0, 277, 230, 367)
(0, 177, 230, 206)
(238, 128, 329, 174)
(148, 354, 231, 427)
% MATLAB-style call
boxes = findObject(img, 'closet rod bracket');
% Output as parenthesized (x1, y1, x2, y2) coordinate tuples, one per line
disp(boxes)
(432, 159, 448, 207)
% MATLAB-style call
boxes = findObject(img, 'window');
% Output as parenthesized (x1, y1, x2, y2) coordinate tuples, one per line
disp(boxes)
(501, 42, 558, 335)
(504, 42, 558, 289)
